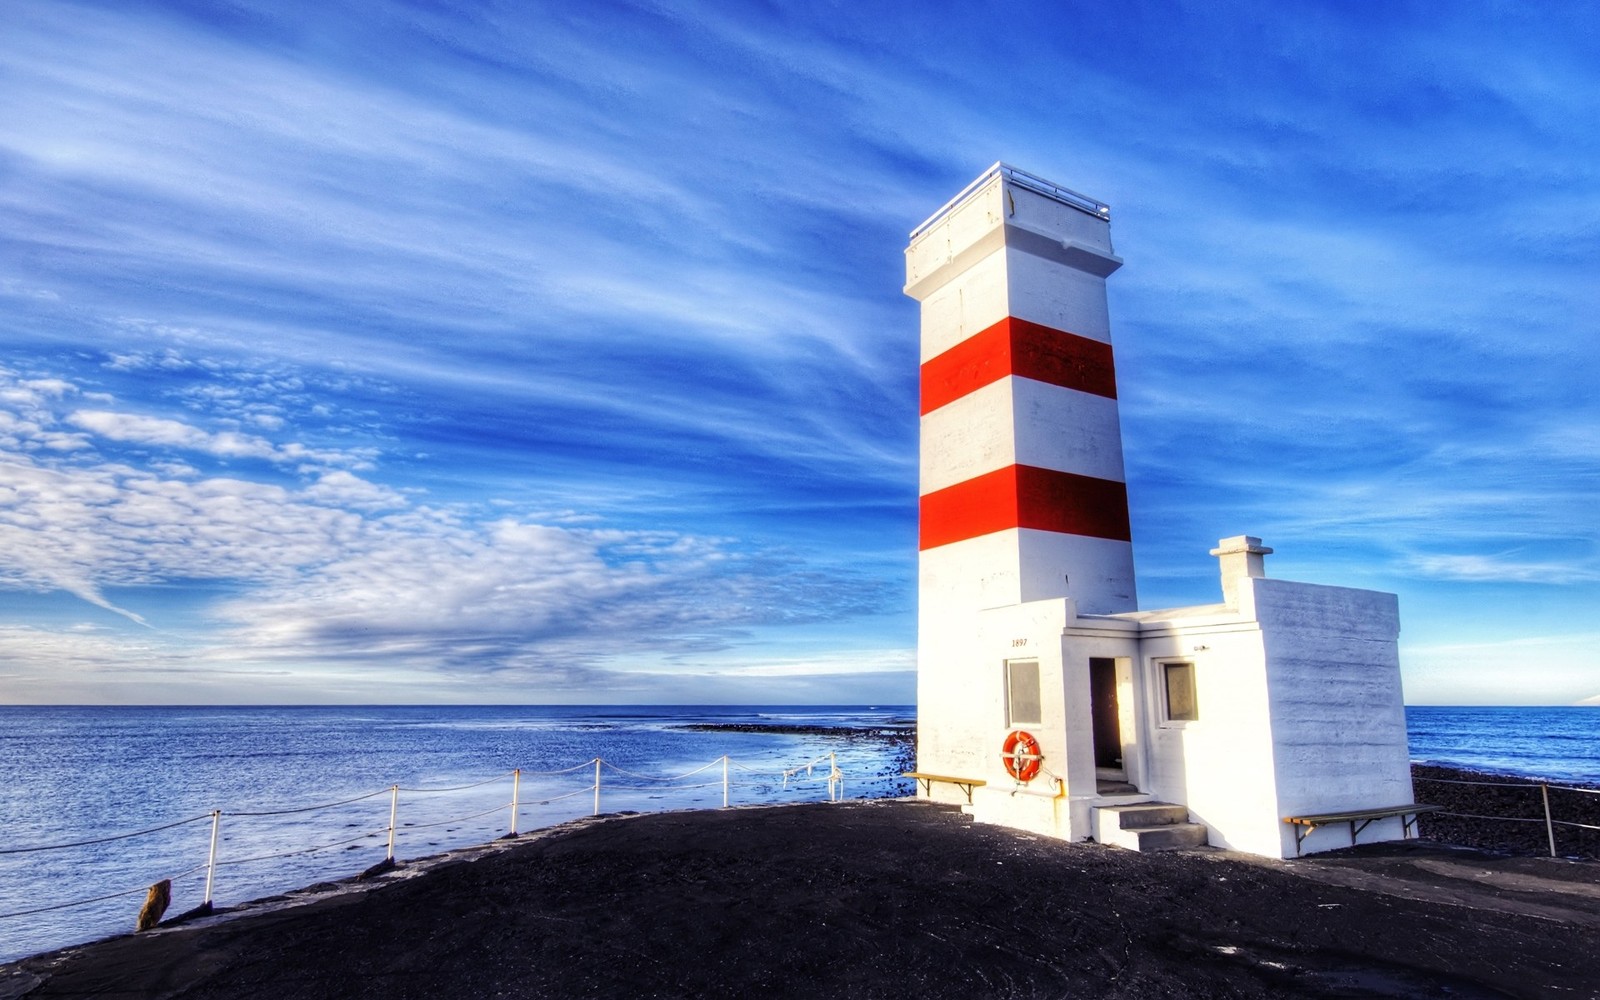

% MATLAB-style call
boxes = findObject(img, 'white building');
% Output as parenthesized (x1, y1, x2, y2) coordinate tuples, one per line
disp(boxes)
(907, 164, 1417, 858)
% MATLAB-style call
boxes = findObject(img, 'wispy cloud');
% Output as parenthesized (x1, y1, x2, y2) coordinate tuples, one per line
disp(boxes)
(0, 365, 892, 694)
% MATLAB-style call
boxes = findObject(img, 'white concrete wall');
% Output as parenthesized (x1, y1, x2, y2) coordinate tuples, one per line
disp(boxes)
(911, 179, 1121, 357)
(1250, 577, 1413, 856)
(1133, 618, 1286, 856)
(1004, 182, 1118, 256)
(1011, 378, 1126, 481)
(1005, 247, 1113, 341)
(920, 379, 1125, 495)
(1017, 529, 1135, 614)
(1124, 577, 1413, 858)
(916, 247, 1009, 361)
(963, 599, 1110, 840)
(906, 175, 1006, 304)
(919, 530, 1135, 618)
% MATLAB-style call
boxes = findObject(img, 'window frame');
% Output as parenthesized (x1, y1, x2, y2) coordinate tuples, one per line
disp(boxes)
(1004, 658, 1042, 728)
(1157, 659, 1199, 725)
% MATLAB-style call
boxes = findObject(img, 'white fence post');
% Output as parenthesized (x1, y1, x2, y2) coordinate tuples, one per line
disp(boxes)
(593, 758, 602, 816)
(722, 756, 730, 808)
(202, 809, 221, 907)
(509, 768, 521, 836)
(1542, 783, 1558, 857)
(385, 785, 399, 861)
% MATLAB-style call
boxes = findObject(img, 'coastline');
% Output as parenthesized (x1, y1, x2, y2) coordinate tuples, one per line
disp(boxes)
(5, 794, 1599, 999)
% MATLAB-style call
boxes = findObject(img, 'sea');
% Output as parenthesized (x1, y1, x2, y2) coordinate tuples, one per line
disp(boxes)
(1, 703, 1596, 963)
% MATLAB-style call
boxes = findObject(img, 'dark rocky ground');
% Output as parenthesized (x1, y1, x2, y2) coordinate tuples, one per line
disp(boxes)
(5, 797, 1599, 1000)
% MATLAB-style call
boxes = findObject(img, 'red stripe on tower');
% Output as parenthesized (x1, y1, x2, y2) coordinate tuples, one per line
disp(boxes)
(920, 317, 1117, 416)
(919, 464, 1132, 550)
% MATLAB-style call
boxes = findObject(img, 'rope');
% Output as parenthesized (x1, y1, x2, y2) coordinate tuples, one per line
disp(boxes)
(1414, 776, 1543, 789)
(600, 759, 722, 781)
(734, 762, 817, 778)
(1430, 810, 1548, 825)
(0, 813, 214, 855)
(519, 761, 599, 776)
(215, 830, 386, 868)
(601, 781, 721, 793)
(771, 773, 831, 784)
(396, 773, 513, 794)
(1, 752, 857, 925)
(1415, 775, 1600, 795)
(1428, 809, 1600, 833)
(394, 804, 510, 832)
(0, 862, 209, 921)
(730, 753, 833, 777)
(229, 787, 394, 817)
(530, 786, 596, 805)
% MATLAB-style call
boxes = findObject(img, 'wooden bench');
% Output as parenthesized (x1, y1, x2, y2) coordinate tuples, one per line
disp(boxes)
(904, 772, 987, 805)
(1283, 803, 1440, 856)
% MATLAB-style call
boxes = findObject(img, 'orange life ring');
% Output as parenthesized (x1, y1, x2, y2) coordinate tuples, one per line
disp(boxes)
(1001, 730, 1042, 782)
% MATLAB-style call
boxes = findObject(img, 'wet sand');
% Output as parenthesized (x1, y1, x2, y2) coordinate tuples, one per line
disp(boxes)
(5, 797, 1598, 999)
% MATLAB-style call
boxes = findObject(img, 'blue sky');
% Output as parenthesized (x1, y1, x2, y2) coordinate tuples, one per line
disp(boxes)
(0, 1, 1595, 705)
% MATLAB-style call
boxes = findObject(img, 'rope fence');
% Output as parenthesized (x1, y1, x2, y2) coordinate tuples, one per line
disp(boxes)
(1412, 774, 1600, 857)
(0, 751, 856, 926)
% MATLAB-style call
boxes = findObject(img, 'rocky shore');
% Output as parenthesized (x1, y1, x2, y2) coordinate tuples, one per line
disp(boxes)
(4, 795, 1598, 999)
(1413, 763, 1600, 859)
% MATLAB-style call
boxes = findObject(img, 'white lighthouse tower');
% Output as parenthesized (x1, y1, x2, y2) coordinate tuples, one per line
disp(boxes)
(907, 164, 1135, 804)
(905, 164, 1419, 857)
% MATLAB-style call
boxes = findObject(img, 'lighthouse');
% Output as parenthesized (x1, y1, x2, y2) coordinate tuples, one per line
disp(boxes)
(904, 164, 1418, 857)
(907, 164, 1136, 794)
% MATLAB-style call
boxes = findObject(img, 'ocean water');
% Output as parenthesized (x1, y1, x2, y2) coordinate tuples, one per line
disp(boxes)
(1406, 705, 1600, 784)
(0, 705, 913, 963)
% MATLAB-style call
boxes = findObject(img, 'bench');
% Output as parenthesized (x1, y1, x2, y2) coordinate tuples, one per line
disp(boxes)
(904, 772, 987, 805)
(1283, 803, 1440, 856)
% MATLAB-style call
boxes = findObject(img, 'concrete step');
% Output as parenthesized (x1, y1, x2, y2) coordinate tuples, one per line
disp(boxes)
(1106, 802, 1190, 829)
(1119, 822, 1209, 851)
(1094, 802, 1209, 852)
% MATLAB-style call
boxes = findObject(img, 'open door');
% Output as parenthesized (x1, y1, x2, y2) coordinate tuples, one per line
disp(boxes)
(1089, 657, 1123, 776)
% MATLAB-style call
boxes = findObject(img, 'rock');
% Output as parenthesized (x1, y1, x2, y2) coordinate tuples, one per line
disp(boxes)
(135, 880, 170, 932)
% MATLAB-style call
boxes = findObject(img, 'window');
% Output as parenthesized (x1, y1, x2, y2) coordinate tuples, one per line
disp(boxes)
(1163, 661, 1198, 722)
(1006, 659, 1041, 727)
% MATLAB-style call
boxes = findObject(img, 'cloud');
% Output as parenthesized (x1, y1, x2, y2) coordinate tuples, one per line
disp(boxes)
(1404, 553, 1600, 586)
(1402, 632, 1600, 706)
(66, 409, 335, 467)
(0, 365, 892, 693)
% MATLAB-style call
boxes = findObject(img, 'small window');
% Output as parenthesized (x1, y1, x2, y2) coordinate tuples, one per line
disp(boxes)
(1006, 659, 1041, 726)
(1163, 661, 1198, 722)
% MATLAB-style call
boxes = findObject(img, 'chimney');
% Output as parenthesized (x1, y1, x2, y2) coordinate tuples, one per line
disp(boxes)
(1210, 535, 1272, 607)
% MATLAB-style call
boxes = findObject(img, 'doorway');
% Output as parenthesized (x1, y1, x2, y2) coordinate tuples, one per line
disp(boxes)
(1089, 657, 1123, 776)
